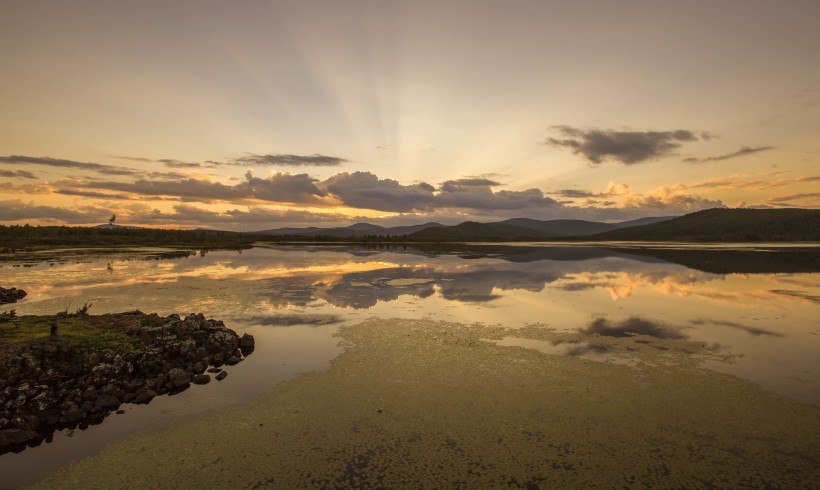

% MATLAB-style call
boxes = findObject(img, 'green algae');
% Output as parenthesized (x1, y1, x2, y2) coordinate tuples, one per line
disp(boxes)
(32, 318, 820, 489)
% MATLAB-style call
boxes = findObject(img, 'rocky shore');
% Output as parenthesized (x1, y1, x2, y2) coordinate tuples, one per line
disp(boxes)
(0, 311, 254, 454)
(0, 286, 27, 304)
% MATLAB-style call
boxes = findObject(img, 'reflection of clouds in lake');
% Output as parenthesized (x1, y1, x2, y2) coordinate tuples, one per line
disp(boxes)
(690, 318, 784, 337)
(241, 314, 343, 326)
(769, 289, 820, 304)
(581, 316, 688, 339)
(314, 264, 564, 308)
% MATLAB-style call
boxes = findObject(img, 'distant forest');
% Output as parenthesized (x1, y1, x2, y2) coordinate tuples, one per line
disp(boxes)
(0, 225, 256, 251)
(1, 208, 818, 251)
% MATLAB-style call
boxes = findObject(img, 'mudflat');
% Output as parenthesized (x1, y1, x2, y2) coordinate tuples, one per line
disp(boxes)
(34, 318, 820, 489)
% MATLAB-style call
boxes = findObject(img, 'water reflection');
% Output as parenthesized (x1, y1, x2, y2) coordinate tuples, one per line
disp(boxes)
(1, 243, 819, 487)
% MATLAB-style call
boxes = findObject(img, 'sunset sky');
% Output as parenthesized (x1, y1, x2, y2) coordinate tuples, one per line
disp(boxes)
(1, 0, 818, 230)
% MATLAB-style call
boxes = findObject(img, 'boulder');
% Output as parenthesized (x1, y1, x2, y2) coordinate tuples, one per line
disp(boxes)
(167, 368, 192, 389)
(0, 429, 37, 448)
(192, 374, 210, 385)
(239, 333, 255, 355)
(94, 394, 121, 410)
(0, 287, 27, 304)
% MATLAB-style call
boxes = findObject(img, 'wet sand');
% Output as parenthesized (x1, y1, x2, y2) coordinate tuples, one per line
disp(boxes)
(30, 318, 820, 488)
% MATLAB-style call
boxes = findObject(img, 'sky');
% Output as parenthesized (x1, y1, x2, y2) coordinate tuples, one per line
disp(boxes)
(1, 0, 818, 230)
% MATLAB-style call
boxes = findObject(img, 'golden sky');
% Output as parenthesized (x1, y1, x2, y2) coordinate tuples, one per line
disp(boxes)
(1, 0, 818, 230)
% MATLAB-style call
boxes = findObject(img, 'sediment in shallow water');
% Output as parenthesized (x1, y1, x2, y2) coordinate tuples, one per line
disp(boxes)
(33, 318, 820, 489)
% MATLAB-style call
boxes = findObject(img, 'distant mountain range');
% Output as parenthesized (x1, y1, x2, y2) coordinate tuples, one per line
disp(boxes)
(256, 222, 447, 237)
(256, 216, 676, 240)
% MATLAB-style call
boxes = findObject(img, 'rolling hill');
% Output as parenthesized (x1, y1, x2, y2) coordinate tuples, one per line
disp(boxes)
(257, 222, 445, 237)
(587, 208, 820, 242)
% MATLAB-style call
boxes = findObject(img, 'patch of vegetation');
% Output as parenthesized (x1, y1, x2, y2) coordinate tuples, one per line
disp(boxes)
(0, 225, 257, 252)
(0, 313, 144, 354)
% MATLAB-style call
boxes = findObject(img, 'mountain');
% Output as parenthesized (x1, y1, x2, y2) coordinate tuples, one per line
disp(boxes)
(256, 222, 445, 237)
(407, 222, 555, 241)
(407, 216, 678, 241)
(588, 208, 820, 242)
(609, 216, 678, 229)
(499, 218, 615, 236)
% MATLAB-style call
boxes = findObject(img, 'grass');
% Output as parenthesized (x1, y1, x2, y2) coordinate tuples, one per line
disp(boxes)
(0, 312, 159, 354)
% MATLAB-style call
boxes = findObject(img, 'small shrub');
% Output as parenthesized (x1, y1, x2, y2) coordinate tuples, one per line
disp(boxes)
(75, 302, 92, 316)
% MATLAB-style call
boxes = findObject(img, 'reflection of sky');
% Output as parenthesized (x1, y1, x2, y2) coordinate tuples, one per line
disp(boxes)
(2, 246, 819, 405)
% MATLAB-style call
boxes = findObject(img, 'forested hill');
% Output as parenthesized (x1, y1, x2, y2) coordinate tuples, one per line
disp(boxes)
(0, 225, 256, 251)
(588, 208, 820, 242)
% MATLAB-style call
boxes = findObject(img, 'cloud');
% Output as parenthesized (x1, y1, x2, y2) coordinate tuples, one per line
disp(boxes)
(689, 172, 820, 191)
(0, 169, 37, 179)
(682, 146, 775, 163)
(765, 192, 820, 206)
(546, 126, 709, 165)
(322, 171, 437, 212)
(0, 199, 110, 223)
(580, 316, 687, 339)
(56, 189, 137, 200)
(76, 171, 331, 206)
(0, 155, 139, 176)
(439, 178, 502, 192)
(118, 156, 211, 169)
(551, 189, 598, 199)
(228, 153, 348, 167)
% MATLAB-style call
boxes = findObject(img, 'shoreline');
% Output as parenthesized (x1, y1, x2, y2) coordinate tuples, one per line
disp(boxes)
(0, 311, 254, 454)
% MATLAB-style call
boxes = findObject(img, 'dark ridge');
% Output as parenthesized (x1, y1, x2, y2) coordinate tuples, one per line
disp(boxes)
(587, 208, 820, 242)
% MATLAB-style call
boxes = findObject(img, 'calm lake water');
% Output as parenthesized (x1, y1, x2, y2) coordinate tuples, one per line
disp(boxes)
(1, 243, 819, 487)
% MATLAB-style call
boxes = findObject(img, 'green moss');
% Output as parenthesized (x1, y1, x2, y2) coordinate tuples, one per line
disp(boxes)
(0, 313, 142, 354)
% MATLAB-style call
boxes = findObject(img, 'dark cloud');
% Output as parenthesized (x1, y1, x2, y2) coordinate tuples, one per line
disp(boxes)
(766, 192, 820, 204)
(117, 156, 209, 169)
(439, 178, 501, 192)
(77, 172, 329, 205)
(56, 189, 138, 200)
(0, 169, 37, 179)
(546, 126, 709, 165)
(436, 178, 559, 211)
(683, 146, 775, 164)
(0, 155, 139, 176)
(229, 153, 348, 167)
(580, 316, 687, 339)
(322, 171, 437, 212)
(0, 199, 110, 223)
(159, 160, 209, 169)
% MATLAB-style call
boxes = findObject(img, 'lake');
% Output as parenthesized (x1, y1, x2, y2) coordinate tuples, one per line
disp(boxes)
(1, 243, 819, 487)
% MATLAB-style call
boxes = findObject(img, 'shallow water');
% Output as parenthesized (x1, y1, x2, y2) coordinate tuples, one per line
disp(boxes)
(1, 244, 819, 487)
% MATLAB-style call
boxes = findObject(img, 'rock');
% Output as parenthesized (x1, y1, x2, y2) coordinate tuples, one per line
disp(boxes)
(167, 368, 192, 389)
(94, 394, 121, 410)
(192, 374, 210, 385)
(179, 340, 197, 358)
(225, 356, 243, 366)
(239, 333, 255, 355)
(0, 429, 37, 448)
(0, 287, 27, 304)
(59, 409, 85, 425)
(133, 390, 156, 404)
(207, 367, 221, 373)
(215, 371, 228, 381)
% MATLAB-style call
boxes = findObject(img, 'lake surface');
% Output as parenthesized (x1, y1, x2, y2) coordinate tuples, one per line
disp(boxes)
(1, 243, 819, 487)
